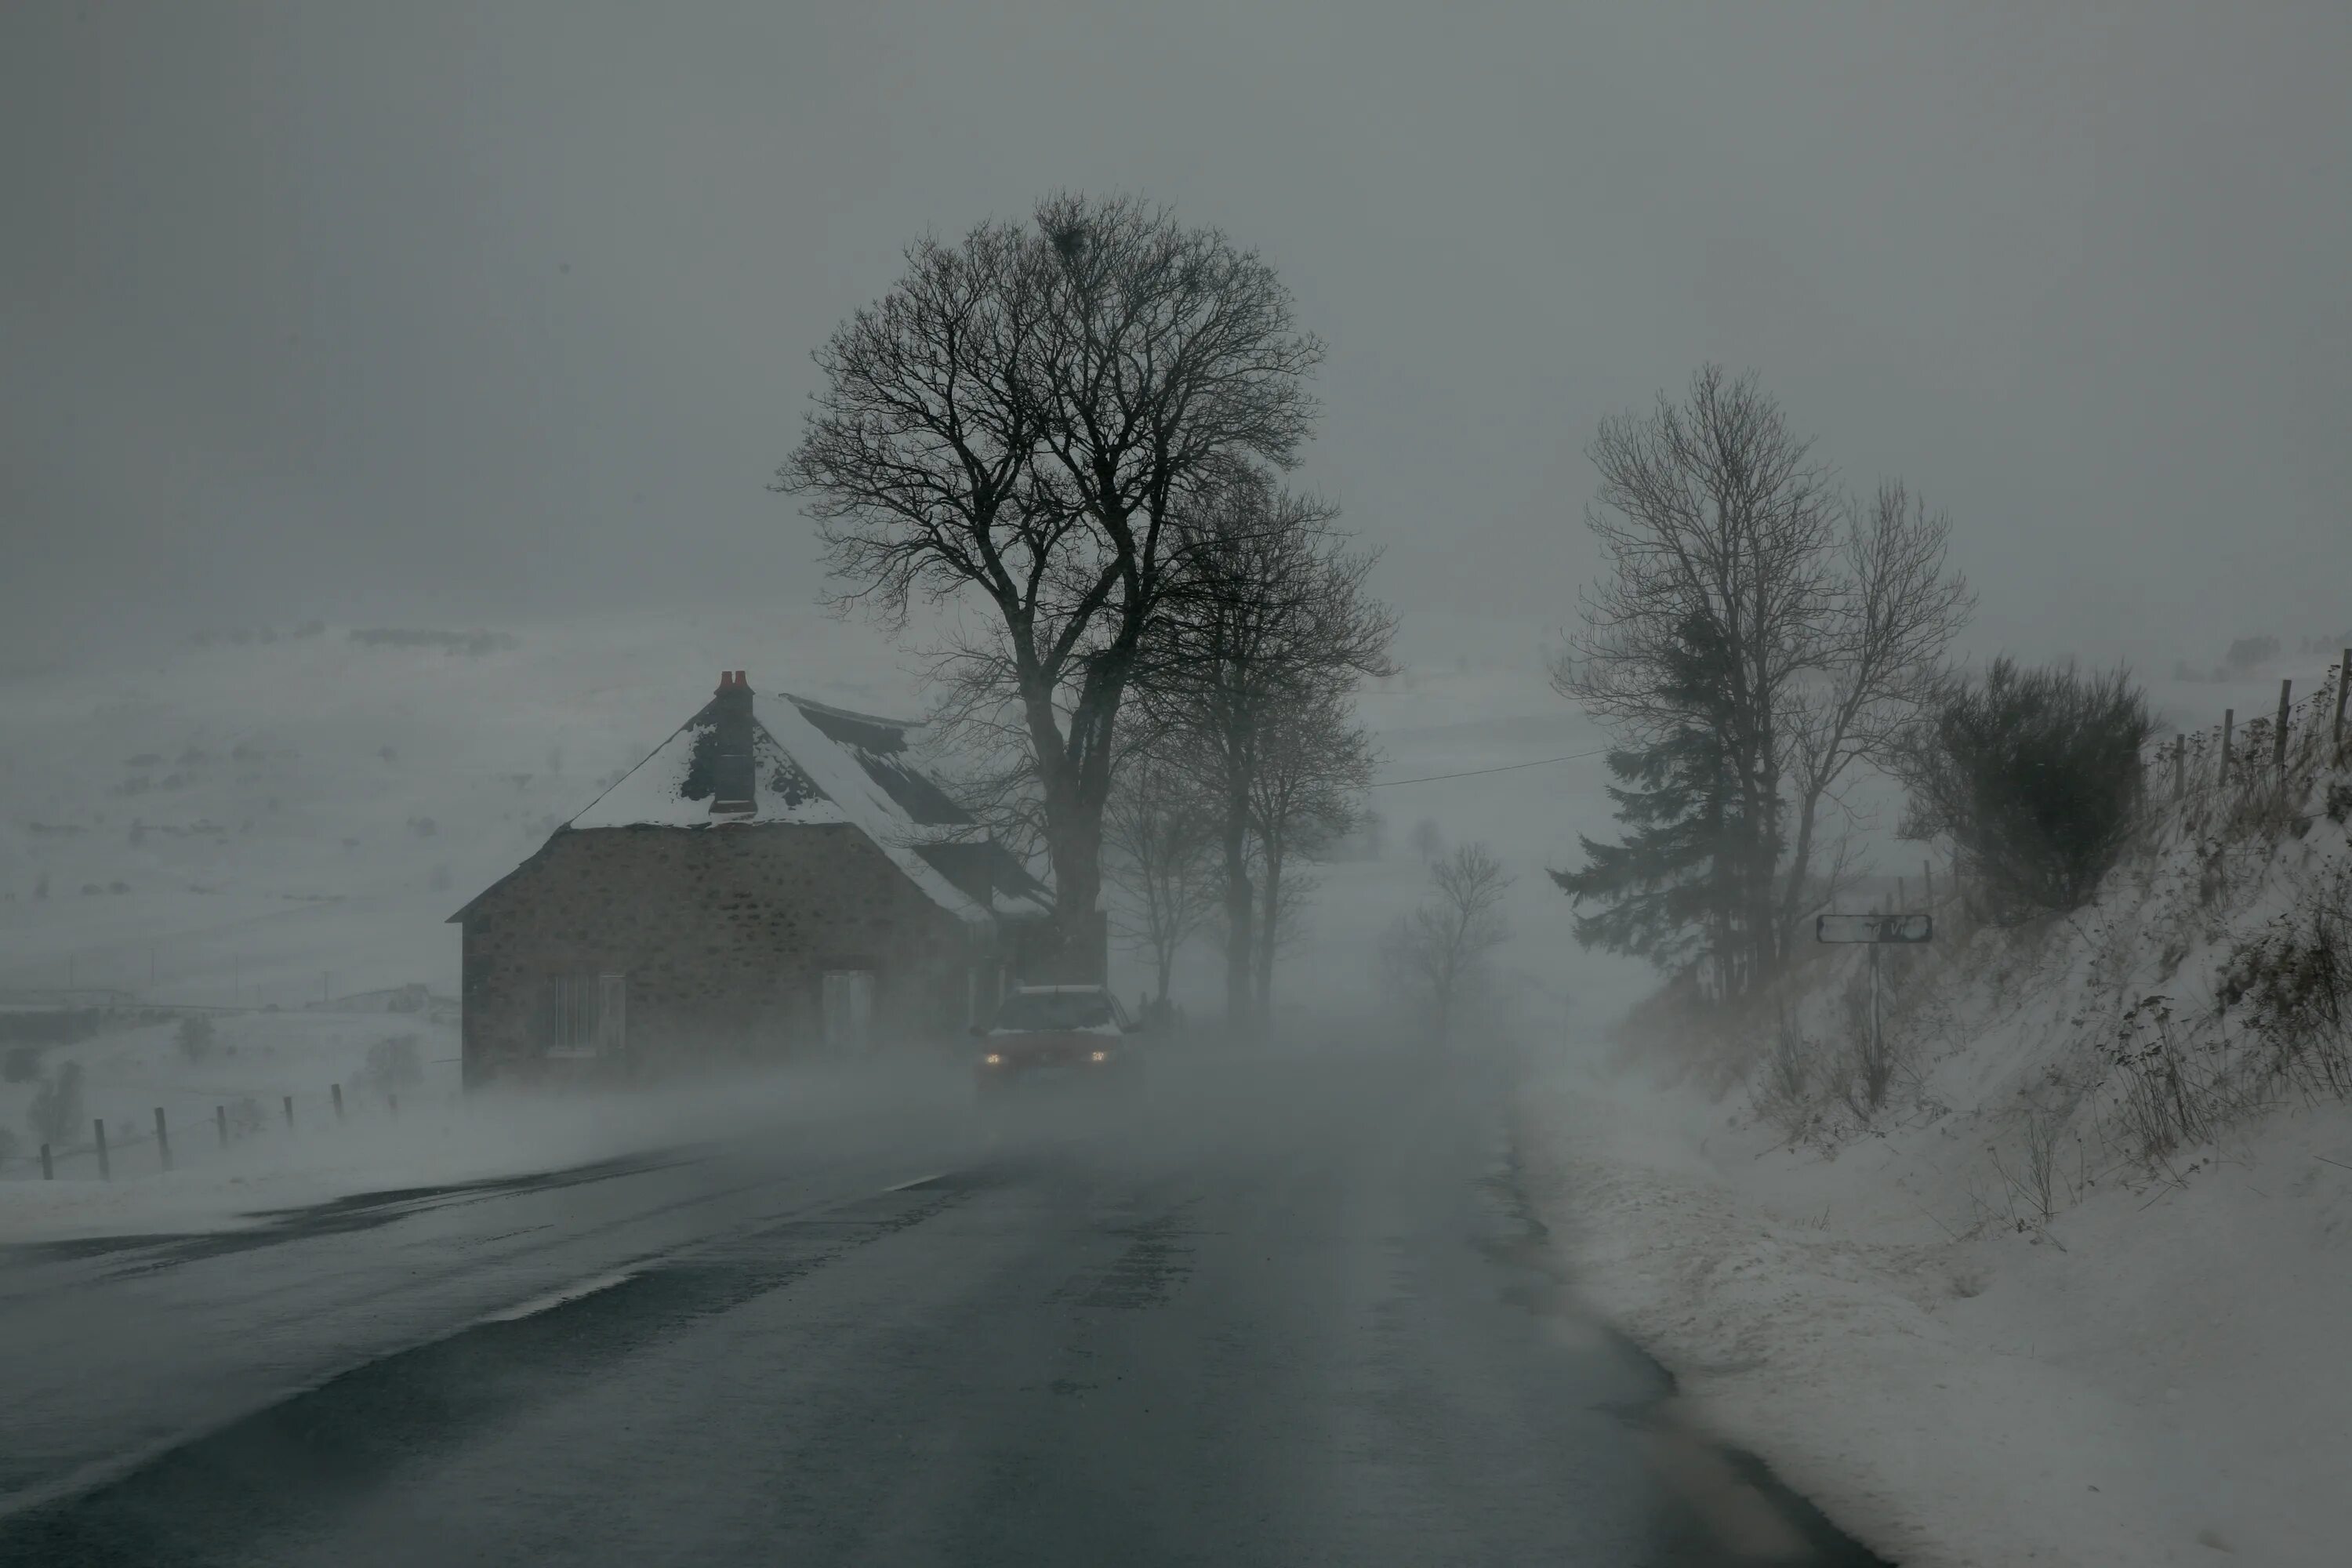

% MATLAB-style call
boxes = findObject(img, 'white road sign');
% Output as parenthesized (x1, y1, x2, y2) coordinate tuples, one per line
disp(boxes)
(1815, 912, 1933, 944)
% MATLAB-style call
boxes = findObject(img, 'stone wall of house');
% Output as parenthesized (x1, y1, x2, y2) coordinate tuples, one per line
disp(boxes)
(459, 823, 997, 1085)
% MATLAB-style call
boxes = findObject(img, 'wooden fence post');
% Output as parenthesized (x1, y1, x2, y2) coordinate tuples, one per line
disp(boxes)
(40, 1142, 53, 1181)
(282, 1094, 295, 1130)
(154, 1106, 171, 1172)
(2336, 648, 2350, 753)
(331, 1083, 345, 1123)
(94, 1118, 110, 1181)
(1923, 858, 1934, 906)
(2274, 678, 2293, 774)
(2221, 709, 2234, 786)
(2174, 734, 2187, 799)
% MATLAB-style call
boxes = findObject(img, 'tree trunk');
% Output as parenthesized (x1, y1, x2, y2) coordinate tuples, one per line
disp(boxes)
(1254, 830, 1283, 1032)
(1220, 780, 1254, 1036)
(1028, 690, 1114, 982)
(1040, 805, 1105, 978)
(1152, 942, 1175, 1017)
(1777, 776, 1827, 963)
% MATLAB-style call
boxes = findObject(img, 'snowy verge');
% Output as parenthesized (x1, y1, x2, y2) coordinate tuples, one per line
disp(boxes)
(1, 1060, 973, 1245)
(1515, 1059, 2352, 1567)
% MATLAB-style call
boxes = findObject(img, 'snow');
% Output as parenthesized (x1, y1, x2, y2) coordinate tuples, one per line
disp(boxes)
(16, 612, 2346, 1564)
(1513, 760, 2352, 1566)
(1516, 1067, 2352, 1566)
(564, 688, 1022, 924)
(2, 1046, 971, 1245)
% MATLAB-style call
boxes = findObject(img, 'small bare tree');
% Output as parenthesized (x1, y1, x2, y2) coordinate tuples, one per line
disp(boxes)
(1248, 684, 1377, 1021)
(1142, 474, 1393, 1027)
(1381, 842, 1515, 1047)
(1102, 747, 1218, 1014)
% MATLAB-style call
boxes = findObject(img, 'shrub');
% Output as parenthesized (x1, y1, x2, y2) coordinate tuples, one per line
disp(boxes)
(2219, 869, 2351, 1099)
(2223, 634, 2279, 673)
(2106, 994, 2222, 1163)
(176, 1014, 218, 1063)
(2, 1045, 43, 1083)
(1835, 962, 1898, 1119)
(1755, 1012, 1818, 1136)
(27, 1062, 85, 1147)
(1900, 659, 2158, 920)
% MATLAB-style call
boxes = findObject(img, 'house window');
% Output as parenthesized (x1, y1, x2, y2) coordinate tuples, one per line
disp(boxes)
(820, 968, 876, 1054)
(546, 972, 626, 1058)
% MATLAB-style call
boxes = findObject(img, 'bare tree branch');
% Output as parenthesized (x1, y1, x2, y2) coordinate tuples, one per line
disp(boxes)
(1552, 367, 1970, 996)
(1381, 842, 1514, 1047)
(779, 197, 1322, 971)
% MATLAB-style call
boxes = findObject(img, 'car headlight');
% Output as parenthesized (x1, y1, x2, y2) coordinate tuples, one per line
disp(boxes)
(1089, 1049, 1109, 1062)
(983, 1053, 1004, 1065)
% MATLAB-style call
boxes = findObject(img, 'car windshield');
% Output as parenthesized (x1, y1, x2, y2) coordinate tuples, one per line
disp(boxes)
(991, 991, 1116, 1032)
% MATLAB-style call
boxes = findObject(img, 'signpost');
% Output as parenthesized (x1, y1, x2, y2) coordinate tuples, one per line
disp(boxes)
(1816, 912, 1936, 1083)
(1816, 913, 1933, 945)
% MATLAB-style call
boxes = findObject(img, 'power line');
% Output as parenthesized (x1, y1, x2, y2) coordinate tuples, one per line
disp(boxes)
(1367, 746, 1612, 789)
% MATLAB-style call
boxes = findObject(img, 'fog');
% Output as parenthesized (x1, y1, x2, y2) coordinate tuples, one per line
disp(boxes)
(5, 2, 2347, 673)
(7, 13, 2350, 1559)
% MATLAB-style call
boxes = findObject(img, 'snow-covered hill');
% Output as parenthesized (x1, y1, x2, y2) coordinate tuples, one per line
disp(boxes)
(0, 609, 928, 1007)
(1518, 662, 2352, 1566)
(0, 605, 1642, 1035)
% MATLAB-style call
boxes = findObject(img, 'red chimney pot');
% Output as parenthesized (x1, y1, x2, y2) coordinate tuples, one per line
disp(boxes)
(735, 669, 748, 686)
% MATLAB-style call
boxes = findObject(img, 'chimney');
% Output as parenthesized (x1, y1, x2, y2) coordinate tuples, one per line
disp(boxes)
(710, 670, 756, 815)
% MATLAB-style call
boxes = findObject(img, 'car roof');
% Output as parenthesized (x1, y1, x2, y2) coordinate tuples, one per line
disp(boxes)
(1010, 984, 1111, 995)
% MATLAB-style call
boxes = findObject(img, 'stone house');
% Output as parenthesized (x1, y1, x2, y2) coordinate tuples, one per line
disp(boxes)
(449, 670, 1062, 1086)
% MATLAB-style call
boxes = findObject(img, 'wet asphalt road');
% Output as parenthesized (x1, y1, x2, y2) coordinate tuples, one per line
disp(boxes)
(0, 1053, 1884, 1566)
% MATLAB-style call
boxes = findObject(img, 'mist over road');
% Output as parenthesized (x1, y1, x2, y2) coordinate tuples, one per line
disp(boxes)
(0, 1052, 1880, 1566)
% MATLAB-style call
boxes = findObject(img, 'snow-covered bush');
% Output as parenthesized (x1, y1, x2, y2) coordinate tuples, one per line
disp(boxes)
(176, 1013, 219, 1063)
(2219, 859, 2351, 1099)
(1898, 659, 2158, 921)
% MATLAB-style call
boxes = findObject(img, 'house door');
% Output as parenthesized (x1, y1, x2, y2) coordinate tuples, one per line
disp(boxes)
(821, 969, 876, 1054)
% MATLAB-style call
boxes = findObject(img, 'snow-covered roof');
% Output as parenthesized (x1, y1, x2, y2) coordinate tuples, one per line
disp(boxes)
(561, 686, 1051, 924)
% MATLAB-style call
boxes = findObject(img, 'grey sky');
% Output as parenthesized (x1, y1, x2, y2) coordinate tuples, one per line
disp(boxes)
(5, 1, 2346, 672)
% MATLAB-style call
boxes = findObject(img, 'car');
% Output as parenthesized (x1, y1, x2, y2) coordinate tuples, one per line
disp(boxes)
(972, 984, 1146, 1096)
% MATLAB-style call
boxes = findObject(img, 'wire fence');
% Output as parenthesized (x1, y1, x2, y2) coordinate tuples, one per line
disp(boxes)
(2141, 650, 2352, 840)
(13, 1073, 439, 1185)
(15, 1086, 433, 1185)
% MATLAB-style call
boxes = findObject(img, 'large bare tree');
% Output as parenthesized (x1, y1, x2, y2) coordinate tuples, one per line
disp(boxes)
(1555, 366, 1969, 994)
(779, 197, 1322, 970)
(1776, 481, 1974, 950)
(1559, 365, 1839, 989)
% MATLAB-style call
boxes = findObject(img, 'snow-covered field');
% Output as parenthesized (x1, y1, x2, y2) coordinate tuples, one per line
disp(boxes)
(0, 605, 1624, 1232)
(0, 1036, 971, 1245)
